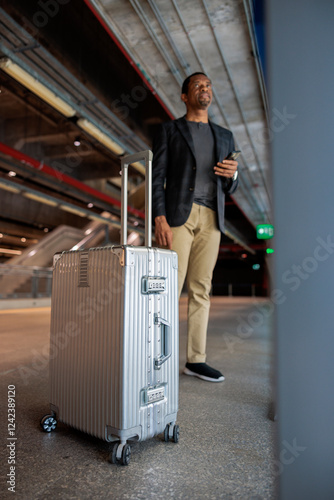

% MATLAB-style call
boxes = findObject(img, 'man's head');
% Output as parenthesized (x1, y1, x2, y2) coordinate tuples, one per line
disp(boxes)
(181, 72, 208, 95)
(181, 73, 212, 111)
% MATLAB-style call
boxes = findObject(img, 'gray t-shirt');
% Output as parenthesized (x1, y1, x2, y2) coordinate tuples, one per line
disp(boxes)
(187, 120, 217, 211)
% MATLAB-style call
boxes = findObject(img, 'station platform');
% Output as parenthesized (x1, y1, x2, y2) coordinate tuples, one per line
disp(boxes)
(0, 296, 276, 499)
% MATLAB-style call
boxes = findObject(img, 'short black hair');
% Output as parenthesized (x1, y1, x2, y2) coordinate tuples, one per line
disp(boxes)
(181, 72, 208, 95)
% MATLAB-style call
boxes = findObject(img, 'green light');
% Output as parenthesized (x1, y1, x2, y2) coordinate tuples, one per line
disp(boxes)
(256, 224, 274, 239)
(266, 248, 274, 254)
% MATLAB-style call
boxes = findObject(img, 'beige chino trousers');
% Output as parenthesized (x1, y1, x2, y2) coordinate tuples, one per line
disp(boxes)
(171, 203, 221, 363)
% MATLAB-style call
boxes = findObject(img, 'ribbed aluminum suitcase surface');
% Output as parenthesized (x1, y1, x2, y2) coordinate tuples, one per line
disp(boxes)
(49, 244, 179, 444)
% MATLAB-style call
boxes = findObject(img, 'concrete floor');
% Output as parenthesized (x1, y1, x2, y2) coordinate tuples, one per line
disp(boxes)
(0, 297, 277, 499)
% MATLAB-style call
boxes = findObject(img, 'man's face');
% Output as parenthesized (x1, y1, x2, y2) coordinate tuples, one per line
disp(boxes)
(182, 74, 213, 110)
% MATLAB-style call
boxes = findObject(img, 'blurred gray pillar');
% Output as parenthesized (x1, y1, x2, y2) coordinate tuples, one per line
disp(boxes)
(267, 1, 334, 498)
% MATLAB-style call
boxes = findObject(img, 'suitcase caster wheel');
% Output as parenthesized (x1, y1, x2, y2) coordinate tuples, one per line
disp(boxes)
(40, 414, 57, 432)
(164, 424, 170, 442)
(121, 444, 131, 466)
(109, 442, 131, 466)
(109, 442, 119, 464)
(173, 424, 180, 443)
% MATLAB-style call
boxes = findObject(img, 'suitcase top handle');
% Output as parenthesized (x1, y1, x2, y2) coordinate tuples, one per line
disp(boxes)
(121, 150, 153, 248)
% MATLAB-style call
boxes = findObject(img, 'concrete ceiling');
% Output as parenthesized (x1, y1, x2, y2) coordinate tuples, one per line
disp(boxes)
(0, 0, 272, 262)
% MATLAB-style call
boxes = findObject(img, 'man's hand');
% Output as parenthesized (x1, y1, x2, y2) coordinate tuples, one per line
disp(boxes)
(154, 215, 173, 249)
(214, 159, 238, 178)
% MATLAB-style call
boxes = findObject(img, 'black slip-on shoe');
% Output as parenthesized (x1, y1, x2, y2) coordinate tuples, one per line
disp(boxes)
(183, 362, 225, 382)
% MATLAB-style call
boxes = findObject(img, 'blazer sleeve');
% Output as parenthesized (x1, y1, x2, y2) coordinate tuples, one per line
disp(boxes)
(221, 133, 239, 195)
(152, 124, 169, 219)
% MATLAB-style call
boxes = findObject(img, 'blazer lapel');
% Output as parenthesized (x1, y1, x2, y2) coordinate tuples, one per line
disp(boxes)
(175, 116, 196, 159)
(209, 121, 231, 162)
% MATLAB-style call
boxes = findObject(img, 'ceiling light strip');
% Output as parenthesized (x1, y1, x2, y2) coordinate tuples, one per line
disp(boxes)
(0, 175, 131, 231)
(77, 118, 125, 156)
(0, 248, 22, 256)
(0, 57, 129, 160)
(0, 52, 144, 162)
(0, 180, 20, 193)
(59, 205, 87, 217)
(0, 12, 150, 161)
(23, 192, 58, 206)
(0, 142, 145, 219)
(0, 57, 76, 118)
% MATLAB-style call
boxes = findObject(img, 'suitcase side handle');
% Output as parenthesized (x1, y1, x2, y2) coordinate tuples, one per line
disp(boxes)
(154, 314, 171, 369)
(121, 150, 153, 247)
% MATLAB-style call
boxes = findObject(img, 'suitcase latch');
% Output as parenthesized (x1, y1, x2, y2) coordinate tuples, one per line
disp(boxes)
(142, 277, 166, 294)
(142, 386, 165, 405)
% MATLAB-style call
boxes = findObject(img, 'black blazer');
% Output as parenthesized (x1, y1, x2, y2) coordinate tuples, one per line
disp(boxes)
(152, 116, 238, 233)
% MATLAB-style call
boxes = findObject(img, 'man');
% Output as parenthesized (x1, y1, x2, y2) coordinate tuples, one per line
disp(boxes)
(152, 72, 239, 382)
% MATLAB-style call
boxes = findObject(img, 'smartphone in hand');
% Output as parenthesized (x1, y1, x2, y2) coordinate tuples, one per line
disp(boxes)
(225, 150, 241, 161)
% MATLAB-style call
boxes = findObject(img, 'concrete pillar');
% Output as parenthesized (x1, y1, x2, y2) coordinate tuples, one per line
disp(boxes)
(267, 1, 334, 498)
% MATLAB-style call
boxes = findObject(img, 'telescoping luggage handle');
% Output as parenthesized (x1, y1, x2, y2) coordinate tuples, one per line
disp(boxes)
(121, 150, 153, 248)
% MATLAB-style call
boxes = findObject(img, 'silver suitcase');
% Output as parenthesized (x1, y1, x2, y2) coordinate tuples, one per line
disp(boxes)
(41, 150, 179, 465)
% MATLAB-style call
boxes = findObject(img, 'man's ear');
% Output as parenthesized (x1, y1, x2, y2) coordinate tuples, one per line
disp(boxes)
(181, 93, 187, 104)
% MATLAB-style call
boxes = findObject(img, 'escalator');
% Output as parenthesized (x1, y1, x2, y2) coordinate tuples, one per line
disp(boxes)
(0, 213, 122, 297)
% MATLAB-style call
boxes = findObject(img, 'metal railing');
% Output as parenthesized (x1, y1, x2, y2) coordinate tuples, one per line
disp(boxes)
(0, 265, 266, 300)
(212, 283, 266, 297)
(0, 265, 52, 299)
